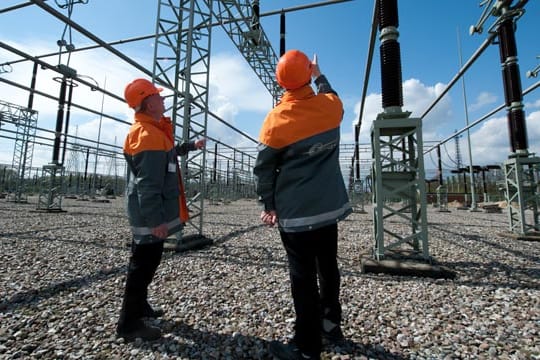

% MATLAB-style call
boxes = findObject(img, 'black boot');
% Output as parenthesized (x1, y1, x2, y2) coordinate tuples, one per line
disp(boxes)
(117, 320, 161, 342)
(268, 340, 320, 360)
(117, 240, 165, 339)
(141, 301, 165, 318)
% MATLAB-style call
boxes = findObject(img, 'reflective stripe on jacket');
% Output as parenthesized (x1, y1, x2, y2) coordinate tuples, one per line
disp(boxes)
(253, 76, 352, 233)
(123, 114, 187, 244)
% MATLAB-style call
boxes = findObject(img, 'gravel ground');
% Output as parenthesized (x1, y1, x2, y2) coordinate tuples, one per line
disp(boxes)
(0, 197, 538, 360)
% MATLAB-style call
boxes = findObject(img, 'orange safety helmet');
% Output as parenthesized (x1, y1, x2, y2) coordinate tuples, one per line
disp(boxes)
(275, 49, 312, 90)
(124, 78, 163, 109)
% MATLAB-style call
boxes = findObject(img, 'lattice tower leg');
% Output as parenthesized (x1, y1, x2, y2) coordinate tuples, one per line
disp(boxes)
(4, 103, 38, 203)
(504, 156, 540, 235)
(153, 0, 212, 241)
(371, 116, 429, 260)
(37, 164, 64, 212)
(436, 185, 449, 212)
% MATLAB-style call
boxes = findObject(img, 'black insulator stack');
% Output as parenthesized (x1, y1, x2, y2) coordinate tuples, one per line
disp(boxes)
(380, 41, 403, 108)
(354, 125, 360, 179)
(377, 0, 403, 109)
(280, 12, 286, 57)
(250, 1, 260, 46)
(498, 19, 517, 61)
(437, 146, 443, 185)
(61, 82, 74, 166)
(503, 63, 523, 104)
(213, 142, 218, 183)
(497, 17, 528, 153)
(507, 110, 528, 152)
(378, 0, 399, 29)
(28, 62, 38, 109)
(251, 1, 260, 30)
(84, 148, 89, 180)
(52, 78, 67, 164)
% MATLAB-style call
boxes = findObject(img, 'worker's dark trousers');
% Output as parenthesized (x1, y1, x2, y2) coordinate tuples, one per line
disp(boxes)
(279, 223, 342, 355)
(117, 239, 164, 332)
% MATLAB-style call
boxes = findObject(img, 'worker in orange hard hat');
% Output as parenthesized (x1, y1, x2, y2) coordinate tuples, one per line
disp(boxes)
(254, 50, 351, 359)
(275, 49, 313, 90)
(117, 78, 205, 342)
(124, 78, 163, 111)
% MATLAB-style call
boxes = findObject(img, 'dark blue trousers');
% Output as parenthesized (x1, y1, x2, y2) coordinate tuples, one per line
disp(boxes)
(279, 223, 342, 355)
(117, 239, 164, 332)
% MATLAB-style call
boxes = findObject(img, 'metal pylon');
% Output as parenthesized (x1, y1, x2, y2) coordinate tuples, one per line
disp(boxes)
(152, 0, 278, 239)
(37, 164, 65, 212)
(371, 114, 429, 260)
(0, 100, 38, 203)
(436, 185, 450, 212)
(213, 0, 280, 102)
(153, 0, 213, 237)
(503, 156, 540, 235)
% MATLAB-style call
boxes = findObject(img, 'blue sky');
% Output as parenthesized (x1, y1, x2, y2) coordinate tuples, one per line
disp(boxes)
(0, 0, 539, 177)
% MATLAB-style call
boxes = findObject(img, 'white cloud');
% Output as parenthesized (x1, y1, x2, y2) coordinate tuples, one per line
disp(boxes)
(467, 108, 540, 164)
(525, 98, 540, 109)
(209, 52, 272, 113)
(468, 116, 510, 165)
(3, 37, 539, 177)
(348, 78, 454, 143)
(344, 81, 540, 170)
(469, 91, 497, 112)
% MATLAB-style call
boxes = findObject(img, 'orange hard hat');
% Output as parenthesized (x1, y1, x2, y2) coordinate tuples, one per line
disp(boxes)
(124, 78, 163, 109)
(275, 49, 312, 90)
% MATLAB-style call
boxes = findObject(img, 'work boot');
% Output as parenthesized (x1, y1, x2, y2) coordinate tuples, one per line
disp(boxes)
(117, 321, 161, 342)
(141, 302, 165, 318)
(321, 319, 344, 344)
(268, 340, 320, 360)
(321, 325, 344, 344)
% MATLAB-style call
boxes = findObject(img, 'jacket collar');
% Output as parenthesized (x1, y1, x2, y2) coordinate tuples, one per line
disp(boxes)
(134, 112, 158, 125)
(279, 84, 315, 103)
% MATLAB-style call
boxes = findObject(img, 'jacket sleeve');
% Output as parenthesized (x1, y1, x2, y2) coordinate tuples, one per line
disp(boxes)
(175, 141, 196, 156)
(253, 143, 280, 211)
(314, 75, 338, 96)
(131, 150, 168, 227)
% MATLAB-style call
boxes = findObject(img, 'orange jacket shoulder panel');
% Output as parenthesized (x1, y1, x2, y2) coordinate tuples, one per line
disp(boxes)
(124, 113, 173, 156)
(259, 92, 343, 149)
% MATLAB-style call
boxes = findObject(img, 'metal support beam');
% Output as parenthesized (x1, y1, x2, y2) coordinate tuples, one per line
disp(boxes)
(153, 0, 213, 241)
(371, 0, 429, 261)
(0, 100, 38, 203)
(214, 0, 280, 102)
(371, 116, 429, 260)
(37, 164, 65, 212)
(503, 156, 540, 235)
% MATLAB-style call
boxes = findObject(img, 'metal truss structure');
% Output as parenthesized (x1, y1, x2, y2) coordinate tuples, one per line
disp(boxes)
(503, 156, 540, 235)
(370, 0, 429, 261)
(371, 115, 429, 260)
(436, 185, 449, 212)
(153, 0, 214, 239)
(0, 100, 38, 203)
(37, 164, 65, 212)
(213, 0, 280, 102)
(153, 0, 278, 237)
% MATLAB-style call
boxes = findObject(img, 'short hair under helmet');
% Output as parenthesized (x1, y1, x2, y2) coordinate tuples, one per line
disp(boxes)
(275, 49, 312, 90)
(124, 78, 162, 109)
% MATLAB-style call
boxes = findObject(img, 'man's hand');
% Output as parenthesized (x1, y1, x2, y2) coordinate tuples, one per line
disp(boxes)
(194, 138, 206, 150)
(151, 223, 168, 239)
(311, 53, 321, 79)
(260, 210, 278, 226)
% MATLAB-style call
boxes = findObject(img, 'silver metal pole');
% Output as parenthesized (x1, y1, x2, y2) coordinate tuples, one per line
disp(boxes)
(93, 76, 106, 194)
(457, 28, 478, 211)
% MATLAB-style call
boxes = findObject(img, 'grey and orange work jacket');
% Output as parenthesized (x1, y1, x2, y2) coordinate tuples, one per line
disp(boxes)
(123, 114, 191, 244)
(253, 75, 352, 233)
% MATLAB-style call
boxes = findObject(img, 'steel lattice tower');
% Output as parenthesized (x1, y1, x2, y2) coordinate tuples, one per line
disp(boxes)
(152, 0, 278, 239)
(0, 100, 38, 203)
